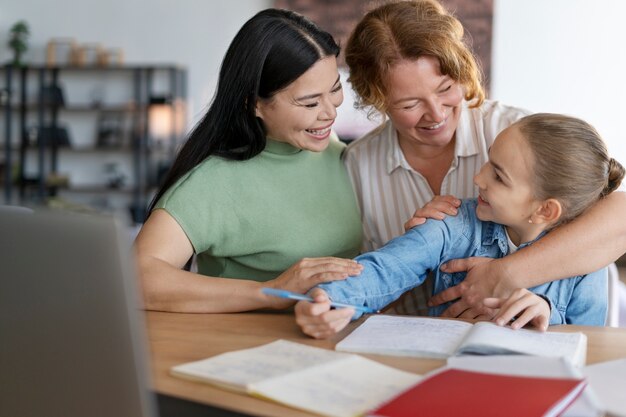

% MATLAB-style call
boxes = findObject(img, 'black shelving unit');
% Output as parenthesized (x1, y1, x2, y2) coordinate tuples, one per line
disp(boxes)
(1, 64, 187, 222)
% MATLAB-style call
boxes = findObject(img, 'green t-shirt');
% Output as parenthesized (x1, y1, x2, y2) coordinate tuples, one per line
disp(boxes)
(155, 138, 363, 282)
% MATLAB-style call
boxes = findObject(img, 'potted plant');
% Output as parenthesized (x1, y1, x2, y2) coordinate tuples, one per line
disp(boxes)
(8, 20, 30, 66)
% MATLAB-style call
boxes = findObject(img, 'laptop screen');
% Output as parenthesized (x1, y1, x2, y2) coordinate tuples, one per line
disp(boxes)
(0, 209, 157, 417)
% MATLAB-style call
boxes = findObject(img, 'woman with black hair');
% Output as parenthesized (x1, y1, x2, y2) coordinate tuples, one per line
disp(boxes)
(134, 9, 363, 313)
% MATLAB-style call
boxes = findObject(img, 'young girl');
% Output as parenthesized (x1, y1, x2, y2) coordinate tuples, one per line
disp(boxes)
(295, 113, 625, 339)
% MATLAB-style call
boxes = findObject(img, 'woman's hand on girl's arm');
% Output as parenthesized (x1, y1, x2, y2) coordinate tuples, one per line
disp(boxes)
(484, 289, 550, 332)
(268, 257, 363, 296)
(403, 195, 461, 231)
(428, 257, 505, 318)
(135, 209, 362, 313)
(295, 288, 354, 339)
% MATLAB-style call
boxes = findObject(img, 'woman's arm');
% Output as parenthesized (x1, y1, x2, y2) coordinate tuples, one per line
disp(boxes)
(430, 192, 626, 316)
(134, 210, 362, 313)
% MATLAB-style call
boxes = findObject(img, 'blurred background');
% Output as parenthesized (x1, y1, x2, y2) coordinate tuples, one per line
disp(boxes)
(1, 0, 625, 225)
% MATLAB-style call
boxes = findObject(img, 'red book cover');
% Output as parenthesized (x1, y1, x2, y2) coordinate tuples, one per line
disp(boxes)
(369, 368, 586, 417)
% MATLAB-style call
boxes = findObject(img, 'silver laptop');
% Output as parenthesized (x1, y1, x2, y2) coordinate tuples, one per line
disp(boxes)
(0, 208, 157, 417)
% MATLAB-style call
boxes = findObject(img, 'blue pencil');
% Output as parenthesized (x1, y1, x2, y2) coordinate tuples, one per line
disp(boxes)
(262, 288, 379, 314)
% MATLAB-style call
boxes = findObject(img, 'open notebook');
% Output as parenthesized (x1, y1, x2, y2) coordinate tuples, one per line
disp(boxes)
(336, 315, 587, 367)
(171, 339, 421, 417)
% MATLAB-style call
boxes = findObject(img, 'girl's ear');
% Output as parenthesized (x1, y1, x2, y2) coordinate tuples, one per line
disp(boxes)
(532, 198, 562, 225)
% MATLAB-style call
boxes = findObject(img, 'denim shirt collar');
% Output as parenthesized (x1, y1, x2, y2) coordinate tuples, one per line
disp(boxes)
(518, 230, 548, 249)
(481, 221, 510, 256)
(482, 221, 547, 256)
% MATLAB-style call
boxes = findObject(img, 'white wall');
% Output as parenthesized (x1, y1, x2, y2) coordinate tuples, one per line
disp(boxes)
(492, 0, 626, 166)
(7, 0, 623, 156)
(0, 0, 272, 124)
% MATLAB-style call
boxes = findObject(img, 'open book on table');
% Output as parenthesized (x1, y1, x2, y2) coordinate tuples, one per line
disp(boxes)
(171, 339, 421, 417)
(335, 315, 587, 367)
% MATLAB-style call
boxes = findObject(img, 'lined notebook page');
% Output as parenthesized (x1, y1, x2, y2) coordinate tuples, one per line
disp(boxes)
(458, 322, 587, 366)
(171, 339, 421, 417)
(335, 315, 473, 358)
(171, 339, 350, 391)
(252, 355, 421, 417)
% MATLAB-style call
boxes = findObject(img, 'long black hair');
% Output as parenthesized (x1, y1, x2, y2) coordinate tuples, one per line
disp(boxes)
(148, 9, 340, 213)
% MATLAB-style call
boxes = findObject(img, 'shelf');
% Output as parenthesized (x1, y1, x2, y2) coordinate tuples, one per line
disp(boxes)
(2, 63, 186, 222)
(0, 103, 143, 112)
(56, 185, 135, 194)
(1, 145, 173, 154)
(1, 63, 184, 72)
(15, 179, 134, 194)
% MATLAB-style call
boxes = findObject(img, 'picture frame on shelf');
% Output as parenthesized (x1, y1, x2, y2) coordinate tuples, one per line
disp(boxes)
(98, 48, 124, 66)
(46, 38, 77, 66)
(95, 112, 128, 149)
(72, 43, 103, 67)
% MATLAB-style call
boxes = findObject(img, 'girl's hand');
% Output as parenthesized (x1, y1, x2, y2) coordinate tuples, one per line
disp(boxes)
(484, 288, 550, 331)
(403, 195, 461, 231)
(266, 257, 362, 309)
(295, 288, 354, 339)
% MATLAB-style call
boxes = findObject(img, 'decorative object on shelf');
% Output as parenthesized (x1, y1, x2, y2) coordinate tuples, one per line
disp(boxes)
(45, 172, 70, 188)
(0, 88, 9, 105)
(90, 85, 105, 108)
(96, 112, 127, 148)
(98, 48, 124, 66)
(103, 162, 126, 189)
(72, 43, 104, 66)
(36, 125, 71, 147)
(39, 84, 66, 107)
(46, 38, 77, 66)
(46, 196, 98, 213)
(8, 20, 30, 66)
(149, 95, 174, 148)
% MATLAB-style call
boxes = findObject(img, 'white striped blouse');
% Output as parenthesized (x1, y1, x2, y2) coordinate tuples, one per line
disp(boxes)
(344, 100, 531, 252)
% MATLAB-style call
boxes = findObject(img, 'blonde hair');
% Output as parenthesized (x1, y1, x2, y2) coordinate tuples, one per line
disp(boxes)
(345, 0, 484, 118)
(517, 113, 625, 226)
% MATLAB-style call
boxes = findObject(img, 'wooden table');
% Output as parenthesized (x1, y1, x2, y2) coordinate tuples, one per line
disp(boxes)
(146, 311, 626, 417)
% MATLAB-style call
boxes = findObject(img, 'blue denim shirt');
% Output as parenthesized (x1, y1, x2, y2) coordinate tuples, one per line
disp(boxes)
(319, 199, 607, 326)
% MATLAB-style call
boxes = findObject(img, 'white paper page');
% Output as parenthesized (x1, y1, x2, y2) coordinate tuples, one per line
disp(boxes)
(447, 356, 602, 417)
(447, 355, 581, 377)
(171, 340, 351, 390)
(335, 315, 472, 358)
(584, 358, 626, 417)
(251, 355, 422, 417)
(457, 322, 587, 366)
